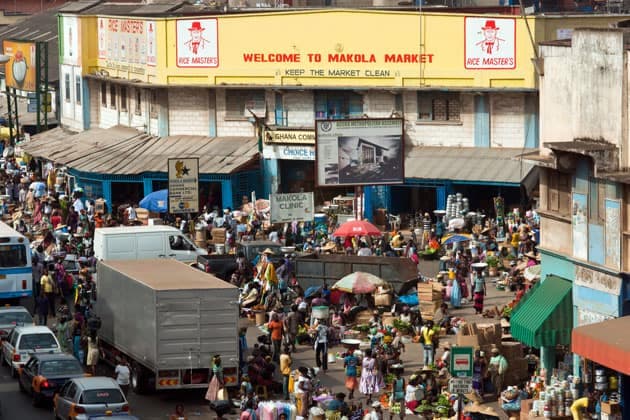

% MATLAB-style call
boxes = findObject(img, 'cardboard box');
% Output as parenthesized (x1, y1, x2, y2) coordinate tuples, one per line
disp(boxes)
(456, 332, 480, 348)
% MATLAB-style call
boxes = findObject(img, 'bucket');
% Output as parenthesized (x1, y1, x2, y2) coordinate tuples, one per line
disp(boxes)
(312, 306, 329, 320)
(327, 352, 336, 364)
(195, 228, 207, 242)
(215, 244, 225, 255)
(255, 311, 266, 326)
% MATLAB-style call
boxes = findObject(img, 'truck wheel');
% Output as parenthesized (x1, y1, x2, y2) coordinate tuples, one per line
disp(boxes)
(131, 364, 154, 395)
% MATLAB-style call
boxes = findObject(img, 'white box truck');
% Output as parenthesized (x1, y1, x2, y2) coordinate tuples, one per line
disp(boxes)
(94, 259, 239, 393)
(94, 226, 207, 263)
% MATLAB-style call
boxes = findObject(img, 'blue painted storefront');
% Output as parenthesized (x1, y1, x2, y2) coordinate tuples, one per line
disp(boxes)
(68, 168, 261, 212)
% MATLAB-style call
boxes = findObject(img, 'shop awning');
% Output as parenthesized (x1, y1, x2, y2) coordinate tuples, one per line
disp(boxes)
(405, 147, 537, 187)
(510, 275, 573, 348)
(22, 125, 260, 175)
(572, 317, 630, 376)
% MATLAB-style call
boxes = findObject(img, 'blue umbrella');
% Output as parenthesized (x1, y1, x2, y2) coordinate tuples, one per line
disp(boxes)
(139, 189, 168, 213)
(304, 286, 322, 299)
(441, 234, 472, 246)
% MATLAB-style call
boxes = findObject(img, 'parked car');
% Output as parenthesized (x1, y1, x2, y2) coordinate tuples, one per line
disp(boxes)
(18, 353, 86, 406)
(54, 377, 130, 420)
(1, 325, 61, 377)
(0, 306, 33, 341)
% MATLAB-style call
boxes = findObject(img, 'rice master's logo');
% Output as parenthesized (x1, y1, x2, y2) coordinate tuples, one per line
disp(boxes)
(175, 160, 190, 178)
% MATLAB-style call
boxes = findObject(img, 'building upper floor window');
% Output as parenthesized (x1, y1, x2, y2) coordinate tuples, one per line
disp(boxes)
(75, 76, 81, 104)
(547, 170, 571, 217)
(314, 91, 363, 120)
(225, 89, 265, 119)
(109, 84, 116, 109)
(417, 92, 461, 122)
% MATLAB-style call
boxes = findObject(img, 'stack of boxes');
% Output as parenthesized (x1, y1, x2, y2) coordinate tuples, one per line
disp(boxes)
(417, 281, 443, 321)
(456, 321, 529, 386)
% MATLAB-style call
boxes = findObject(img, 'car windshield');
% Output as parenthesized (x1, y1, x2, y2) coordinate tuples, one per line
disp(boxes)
(80, 388, 125, 404)
(0, 311, 32, 325)
(18, 333, 58, 350)
(40, 359, 83, 376)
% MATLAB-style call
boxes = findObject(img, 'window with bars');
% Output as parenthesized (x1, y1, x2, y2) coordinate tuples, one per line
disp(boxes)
(314, 91, 363, 120)
(64, 74, 70, 102)
(101, 82, 107, 106)
(417, 92, 461, 122)
(109, 84, 116, 109)
(225, 90, 266, 119)
(75, 76, 81, 104)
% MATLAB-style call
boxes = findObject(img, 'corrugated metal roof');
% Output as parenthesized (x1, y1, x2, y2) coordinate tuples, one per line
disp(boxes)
(0, 8, 60, 82)
(22, 126, 260, 175)
(405, 146, 535, 184)
(58, 0, 102, 12)
(130, 3, 183, 15)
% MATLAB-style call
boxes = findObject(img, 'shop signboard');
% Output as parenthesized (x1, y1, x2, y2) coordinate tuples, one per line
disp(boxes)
(577, 308, 613, 327)
(270, 192, 314, 224)
(263, 145, 315, 161)
(450, 346, 473, 377)
(574, 265, 622, 296)
(315, 118, 404, 187)
(3, 40, 37, 92)
(264, 129, 315, 145)
(604, 199, 621, 270)
(167, 158, 199, 214)
(572, 192, 588, 260)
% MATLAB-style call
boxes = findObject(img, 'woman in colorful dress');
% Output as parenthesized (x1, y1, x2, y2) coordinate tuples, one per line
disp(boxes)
(359, 349, 383, 404)
(205, 355, 224, 402)
(343, 349, 359, 400)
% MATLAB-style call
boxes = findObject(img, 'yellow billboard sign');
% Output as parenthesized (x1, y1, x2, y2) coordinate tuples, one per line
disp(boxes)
(84, 11, 628, 89)
(3, 40, 37, 92)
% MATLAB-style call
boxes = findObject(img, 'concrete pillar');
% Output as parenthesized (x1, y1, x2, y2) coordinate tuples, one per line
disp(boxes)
(363, 186, 373, 222)
(102, 180, 112, 212)
(221, 180, 233, 210)
(540, 345, 556, 382)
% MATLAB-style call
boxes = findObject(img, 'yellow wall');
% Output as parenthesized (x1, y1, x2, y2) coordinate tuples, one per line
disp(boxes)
(77, 10, 626, 89)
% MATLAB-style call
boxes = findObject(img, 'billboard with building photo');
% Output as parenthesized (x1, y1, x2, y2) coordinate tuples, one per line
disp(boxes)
(315, 118, 404, 187)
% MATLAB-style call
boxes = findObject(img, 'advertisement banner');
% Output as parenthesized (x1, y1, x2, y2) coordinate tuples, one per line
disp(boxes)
(605, 199, 621, 270)
(572, 192, 588, 260)
(168, 158, 199, 214)
(315, 118, 404, 187)
(98, 18, 152, 71)
(3, 40, 37, 92)
(176, 19, 219, 68)
(270, 192, 314, 224)
(263, 145, 315, 161)
(62, 15, 80, 65)
(464, 17, 516, 69)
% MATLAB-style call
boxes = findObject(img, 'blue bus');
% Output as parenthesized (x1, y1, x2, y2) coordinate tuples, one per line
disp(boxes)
(0, 221, 32, 300)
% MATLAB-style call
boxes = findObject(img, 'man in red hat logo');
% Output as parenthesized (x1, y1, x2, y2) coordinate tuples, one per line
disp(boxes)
(475, 20, 504, 55)
(184, 21, 210, 55)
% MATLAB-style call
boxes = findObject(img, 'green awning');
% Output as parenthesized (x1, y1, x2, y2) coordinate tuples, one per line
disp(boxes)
(510, 275, 573, 348)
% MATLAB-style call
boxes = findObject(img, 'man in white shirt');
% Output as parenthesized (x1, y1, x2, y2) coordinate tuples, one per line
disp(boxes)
(268, 229, 279, 243)
(114, 358, 131, 397)
(72, 196, 84, 213)
(357, 242, 372, 256)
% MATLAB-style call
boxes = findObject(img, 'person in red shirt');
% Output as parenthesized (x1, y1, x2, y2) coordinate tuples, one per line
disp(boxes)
(50, 209, 62, 229)
(267, 313, 284, 363)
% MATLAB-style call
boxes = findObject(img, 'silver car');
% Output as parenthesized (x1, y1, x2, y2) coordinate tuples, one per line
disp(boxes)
(54, 377, 130, 420)
(0, 306, 32, 341)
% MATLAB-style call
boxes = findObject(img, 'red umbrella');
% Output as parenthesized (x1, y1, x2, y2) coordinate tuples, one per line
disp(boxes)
(333, 220, 382, 237)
